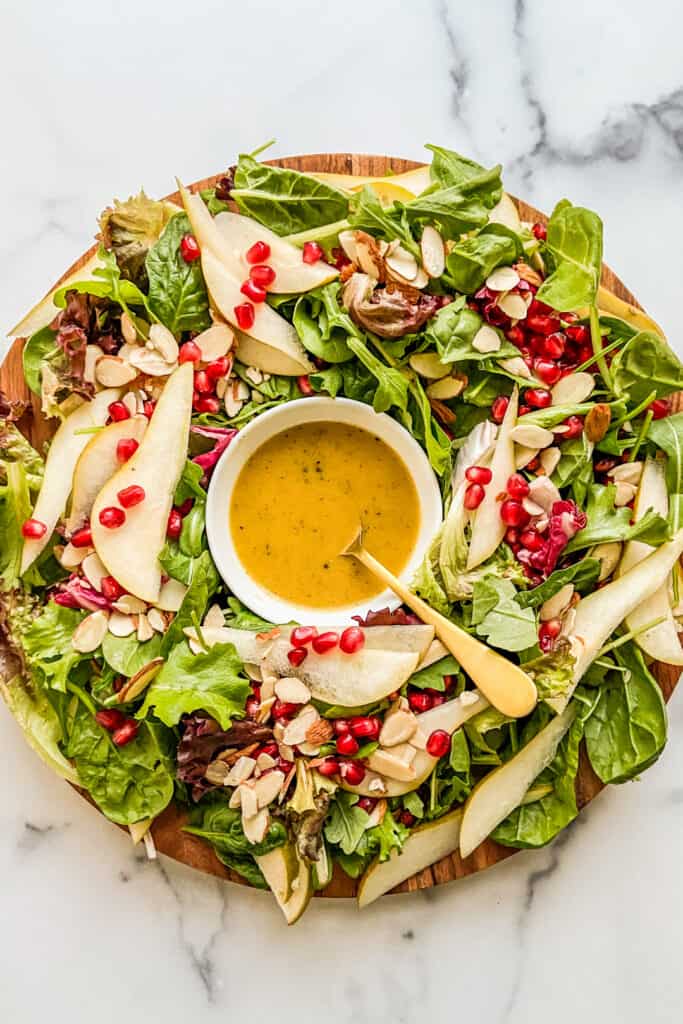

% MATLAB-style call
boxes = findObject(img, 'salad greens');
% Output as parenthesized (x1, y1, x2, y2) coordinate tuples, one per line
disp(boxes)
(2, 139, 682, 924)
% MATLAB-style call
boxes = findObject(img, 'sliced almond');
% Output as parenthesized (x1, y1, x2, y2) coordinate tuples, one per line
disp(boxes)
(72, 610, 109, 653)
(215, 378, 228, 399)
(274, 677, 311, 705)
(385, 246, 419, 283)
(256, 752, 276, 772)
(117, 657, 164, 702)
(379, 706, 418, 747)
(226, 756, 257, 787)
(472, 325, 501, 354)
(256, 696, 277, 723)
(522, 497, 545, 518)
(584, 403, 612, 444)
(122, 391, 138, 417)
(136, 613, 155, 642)
(282, 705, 319, 747)
(608, 461, 643, 486)
(614, 480, 637, 506)
(148, 323, 179, 363)
(228, 787, 242, 809)
(108, 611, 136, 638)
(84, 344, 104, 385)
(409, 352, 450, 380)
(95, 356, 138, 387)
(120, 312, 138, 345)
(338, 229, 359, 263)
(194, 323, 234, 362)
(305, 717, 334, 745)
(254, 770, 285, 809)
(365, 798, 388, 829)
(128, 347, 177, 377)
(224, 390, 244, 418)
(81, 552, 107, 592)
(113, 594, 148, 615)
(242, 807, 269, 845)
(539, 446, 561, 476)
(497, 293, 528, 320)
(354, 232, 385, 280)
(540, 584, 575, 623)
(486, 266, 520, 292)
(239, 783, 259, 819)
(510, 424, 554, 448)
(245, 366, 263, 386)
(156, 578, 188, 612)
(367, 775, 388, 795)
(147, 607, 168, 634)
(514, 262, 543, 288)
(205, 760, 231, 786)
(528, 475, 562, 512)
(515, 445, 540, 470)
(426, 376, 466, 400)
(367, 747, 417, 782)
(550, 371, 595, 406)
(59, 542, 91, 569)
(499, 356, 532, 379)
(420, 226, 445, 278)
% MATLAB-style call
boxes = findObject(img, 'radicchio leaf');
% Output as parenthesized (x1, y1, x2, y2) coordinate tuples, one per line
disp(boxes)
(177, 714, 273, 801)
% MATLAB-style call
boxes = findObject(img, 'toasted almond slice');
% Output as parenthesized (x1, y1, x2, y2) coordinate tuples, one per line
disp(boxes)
(120, 312, 138, 345)
(228, 787, 242, 808)
(242, 807, 270, 845)
(367, 747, 417, 782)
(82, 552, 107, 592)
(113, 594, 148, 615)
(614, 481, 637, 506)
(409, 352, 450, 380)
(522, 497, 545, 517)
(355, 233, 384, 280)
(420, 226, 446, 278)
(540, 584, 575, 623)
(147, 607, 168, 634)
(379, 707, 418, 747)
(256, 752, 277, 772)
(274, 677, 311, 704)
(215, 378, 228, 399)
(385, 246, 419, 283)
(122, 391, 138, 417)
(108, 611, 136, 638)
(240, 782, 259, 819)
(194, 323, 234, 362)
(128, 347, 177, 377)
(510, 424, 554, 448)
(254, 770, 285, 809)
(84, 344, 104, 385)
(550, 371, 595, 406)
(497, 293, 528, 320)
(156, 578, 188, 612)
(226, 756, 257, 787)
(59, 541, 91, 569)
(205, 760, 231, 785)
(486, 266, 520, 292)
(472, 325, 501, 354)
(117, 657, 164, 702)
(256, 696, 277, 723)
(515, 445, 540, 470)
(282, 705, 319, 746)
(528, 475, 562, 512)
(224, 390, 244, 418)
(72, 610, 109, 653)
(136, 613, 155, 642)
(426, 377, 466, 400)
(609, 461, 643, 486)
(95, 356, 138, 387)
(148, 323, 179, 363)
(499, 356, 532, 379)
(539, 446, 561, 476)
(338, 229, 359, 263)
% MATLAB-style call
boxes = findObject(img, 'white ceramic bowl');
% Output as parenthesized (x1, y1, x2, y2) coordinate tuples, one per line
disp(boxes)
(206, 397, 443, 626)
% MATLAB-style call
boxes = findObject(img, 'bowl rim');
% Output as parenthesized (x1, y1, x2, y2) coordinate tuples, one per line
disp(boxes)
(205, 396, 443, 626)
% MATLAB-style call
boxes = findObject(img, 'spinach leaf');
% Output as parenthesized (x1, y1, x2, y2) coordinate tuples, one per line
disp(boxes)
(324, 791, 369, 855)
(348, 188, 418, 255)
(564, 483, 670, 553)
(65, 703, 174, 825)
(426, 299, 517, 364)
(185, 800, 287, 888)
(446, 224, 523, 294)
(293, 284, 355, 363)
(535, 200, 602, 311)
(22, 327, 60, 396)
(231, 154, 349, 235)
(648, 413, 683, 531)
(101, 632, 163, 678)
(584, 643, 667, 783)
(426, 145, 502, 200)
(518, 558, 600, 609)
(470, 577, 538, 652)
(611, 330, 683, 405)
(21, 602, 86, 692)
(311, 361, 377, 404)
(408, 655, 460, 692)
(400, 188, 492, 239)
(146, 213, 211, 335)
(139, 641, 250, 729)
(224, 597, 275, 631)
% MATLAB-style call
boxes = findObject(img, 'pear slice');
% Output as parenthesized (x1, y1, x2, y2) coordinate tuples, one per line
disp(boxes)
(617, 458, 683, 665)
(358, 808, 463, 907)
(20, 388, 121, 574)
(311, 842, 333, 890)
(280, 854, 313, 925)
(488, 192, 522, 232)
(467, 387, 518, 570)
(214, 212, 338, 293)
(65, 415, 147, 534)
(9, 251, 104, 338)
(310, 165, 431, 201)
(233, 330, 312, 377)
(459, 704, 577, 859)
(255, 843, 299, 906)
(91, 364, 193, 602)
(342, 691, 489, 798)
(184, 623, 433, 661)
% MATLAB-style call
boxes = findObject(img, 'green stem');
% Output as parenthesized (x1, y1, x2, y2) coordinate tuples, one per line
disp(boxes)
(282, 218, 351, 247)
(628, 410, 653, 462)
(574, 332, 625, 374)
(191, 611, 209, 653)
(67, 681, 97, 717)
(596, 617, 667, 659)
(589, 304, 612, 389)
(611, 390, 657, 432)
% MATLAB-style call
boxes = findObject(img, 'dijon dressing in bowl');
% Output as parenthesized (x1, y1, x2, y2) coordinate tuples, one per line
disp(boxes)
(206, 397, 443, 626)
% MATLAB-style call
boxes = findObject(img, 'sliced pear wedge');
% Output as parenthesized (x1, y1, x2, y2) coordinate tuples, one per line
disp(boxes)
(311, 842, 333, 890)
(467, 387, 518, 570)
(617, 458, 683, 665)
(255, 843, 299, 906)
(488, 193, 522, 232)
(20, 388, 121, 574)
(594, 286, 664, 337)
(310, 165, 431, 201)
(233, 330, 311, 376)
(214, 212, 338, 293)
(66, 415, 147, 534)
(459, 704, 576, 859)
(91, 364, 193, 602)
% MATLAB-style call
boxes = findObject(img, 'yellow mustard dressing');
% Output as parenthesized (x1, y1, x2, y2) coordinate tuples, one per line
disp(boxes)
(229, 422, 420, 608)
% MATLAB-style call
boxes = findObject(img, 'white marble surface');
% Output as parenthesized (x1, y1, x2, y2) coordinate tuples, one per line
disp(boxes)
(2, 2, 683, 1021)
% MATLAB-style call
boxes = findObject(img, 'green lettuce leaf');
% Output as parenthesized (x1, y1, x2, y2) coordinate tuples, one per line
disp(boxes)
(20, 603, 86, 692)
(0, 671, 79, 784)
(471, 577, 537, 652)
(98, 190, 174, 286)
(146, 213, 212, 335)
(564, 483, 670, 553)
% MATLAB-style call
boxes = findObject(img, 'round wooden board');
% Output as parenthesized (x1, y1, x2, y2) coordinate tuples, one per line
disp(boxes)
(2, 153, 681, 902)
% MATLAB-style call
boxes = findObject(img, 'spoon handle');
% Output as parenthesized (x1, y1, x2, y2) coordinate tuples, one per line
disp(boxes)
(352, 545, 538, 718)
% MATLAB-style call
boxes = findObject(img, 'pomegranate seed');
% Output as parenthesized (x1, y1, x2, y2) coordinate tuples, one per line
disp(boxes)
(400, 810, 416, 827)
(297, 375, 313, 396)
(333, 719, 350, 736)
(195, 396, 221, 414)
(71, 525, 92, 548)
(464, 483, 485, 510)
(340, 626, 365, 654)
(117, 485, 145, 509)
(177, 498, 194, 517)
(249, 264, 276, 287)
(532, 222, 547, 241)
(245, 695, 261, 718)
(178, 340, 202, 364)
(240, 278, 267, 304)
(116, 437, 139, 462)
(167, 509, 183, 539)
(500, 499, 530, 528)
(272, 700, 299, 721)
(520, 528, 544, 552)
(339, 760, 365, 786)
(108, 400, 130, 422)
(562, 415, 584, 439)
(245, 240, 271, 265)
(206, 356, 230, 381)
(465, 465, 493, 485)
(408, 691, 433, 713)
(565, 324, 589, 345)
(234, 303, 255, 330)
(491, 395, 509, 423)
(428, 690, 447, 707)
(538, 618, 562, 652)
(336, 732, 360, 756)
(95, 708, 126, 731)
(302, 241, 323, 264)
(277, 758, 294, 774)
(357, 797, 377, 814)
(194, 370, 213, 394)
(505, 527, 520, 545)
(256, 741, 279, 760)
(143, 400, 156, 419)
(348, 716, 380, 741)
(534, 358, 562, 386)
(99, 506, 125, 529)
(312, 631, 338, 655)
(650, 398, 670, 420)
(506, 473, 530, 499)
(112, 720, 139, 746)
(290, 626, 318, 647)
(180, 234, 200, 262)
(287, 647, 308, 667)
(527, 314, 560, 335)
(506, 325, 525, 346)
(524, 388, 552, 409)
(426, 729, 451, 758)
(542, 332, 566, 360)
(21, 518, 47, 539)
(316, 758, 340, 778)
(101, 576, 125, 601)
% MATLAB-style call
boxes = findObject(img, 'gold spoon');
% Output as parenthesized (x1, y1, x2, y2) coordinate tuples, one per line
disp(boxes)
(342, 529, 538, 718)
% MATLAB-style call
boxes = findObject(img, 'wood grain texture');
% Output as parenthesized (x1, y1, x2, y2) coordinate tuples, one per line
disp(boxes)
(2, 153, 681, 902)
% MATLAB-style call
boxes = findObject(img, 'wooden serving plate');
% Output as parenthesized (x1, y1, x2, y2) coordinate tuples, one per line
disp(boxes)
(2, 153, 681, 901)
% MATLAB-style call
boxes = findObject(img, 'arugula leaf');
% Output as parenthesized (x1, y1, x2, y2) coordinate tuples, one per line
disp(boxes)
(323, 791, 369, 855)
(21, 603, 86, 692)
(535, 200, 603, 311)
(345, 336, 409, 414)
(449, 727, 471, 775)
(518, 558, 601, 609)
(65, 703, 174, 825)
(185, 800, 287, 887)
(407, 376, 452, 476)
(101, 632, 163, 678)
(583, 643, 667, 783)
(231, 154, 349, 235)
(426, 299, 516, 364)
(22, 327, 60, 396)
(471, 577, 537, 652)
(174, 459, 207, 504)
(408, 655, 459, 692)
(611, 330, 683, 405)
(402, 790, 426, 819)
(139, 641, 250, 729)
(348, 188, 418, 255)
(564, 483, 670, 553)
(648, 413, 683, 531)
(146, 213, 211, 335)
(445, 224, 523, 294)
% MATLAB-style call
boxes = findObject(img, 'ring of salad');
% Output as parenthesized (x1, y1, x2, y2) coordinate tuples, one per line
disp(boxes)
(2, 144, 683, 924)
